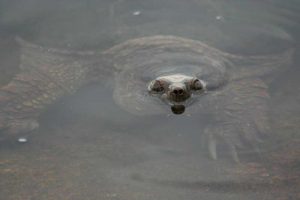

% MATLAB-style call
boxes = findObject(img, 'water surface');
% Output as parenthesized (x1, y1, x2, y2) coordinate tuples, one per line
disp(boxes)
(0, 0, 299, 199)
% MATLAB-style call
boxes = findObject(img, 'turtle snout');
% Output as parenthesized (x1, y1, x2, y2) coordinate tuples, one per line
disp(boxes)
(168, 85, 190, 103)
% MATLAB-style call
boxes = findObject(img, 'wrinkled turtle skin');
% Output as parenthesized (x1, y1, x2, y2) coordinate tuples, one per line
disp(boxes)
(0, 38, 108, 136)
(0, 35, 293, 162)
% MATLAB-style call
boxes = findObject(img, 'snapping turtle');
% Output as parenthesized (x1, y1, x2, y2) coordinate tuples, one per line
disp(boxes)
(0, 35, 293, 161)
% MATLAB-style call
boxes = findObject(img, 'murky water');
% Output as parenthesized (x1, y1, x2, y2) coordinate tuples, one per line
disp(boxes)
(0, 0, 299, 199)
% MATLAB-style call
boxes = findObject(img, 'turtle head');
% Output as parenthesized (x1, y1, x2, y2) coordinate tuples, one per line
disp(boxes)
(148, 74, 205, 114)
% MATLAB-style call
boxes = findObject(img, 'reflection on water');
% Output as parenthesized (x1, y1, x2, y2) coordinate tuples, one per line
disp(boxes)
(0, 0, 300, 199)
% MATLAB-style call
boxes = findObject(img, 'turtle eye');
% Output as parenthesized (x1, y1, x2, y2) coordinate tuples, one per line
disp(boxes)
(191, 78, 204, 91)
(150, 80, 165, 93)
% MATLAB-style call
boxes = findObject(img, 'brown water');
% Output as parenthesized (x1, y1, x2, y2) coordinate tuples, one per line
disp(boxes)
(0, 0, 300, 199)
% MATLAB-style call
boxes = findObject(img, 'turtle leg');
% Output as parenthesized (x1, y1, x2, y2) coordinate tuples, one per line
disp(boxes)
(1, 119, 39, 139)
(0, 73, 53, 139)
(0, 38, 96, 140)
(202, 78, 270, 162)
(202, 124, 243, 162)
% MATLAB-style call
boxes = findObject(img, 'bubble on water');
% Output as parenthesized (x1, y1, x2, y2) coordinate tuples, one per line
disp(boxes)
(216, 15, 224, 21)
(132, 10, 141, 16)
(18, 137, 27, 143)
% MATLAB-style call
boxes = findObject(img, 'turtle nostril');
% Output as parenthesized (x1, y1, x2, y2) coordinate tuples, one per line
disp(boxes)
(173, 88, 184, 95)
(178, 89, 183, 95)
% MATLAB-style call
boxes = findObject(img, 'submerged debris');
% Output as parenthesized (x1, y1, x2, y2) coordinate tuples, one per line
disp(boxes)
(17, 137, 27, 143)
(132, 10, 141, 16)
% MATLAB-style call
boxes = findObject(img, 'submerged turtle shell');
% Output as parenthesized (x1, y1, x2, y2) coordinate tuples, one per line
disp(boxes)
(0, 35, 293, 138)
(102, 35, 293, 115)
